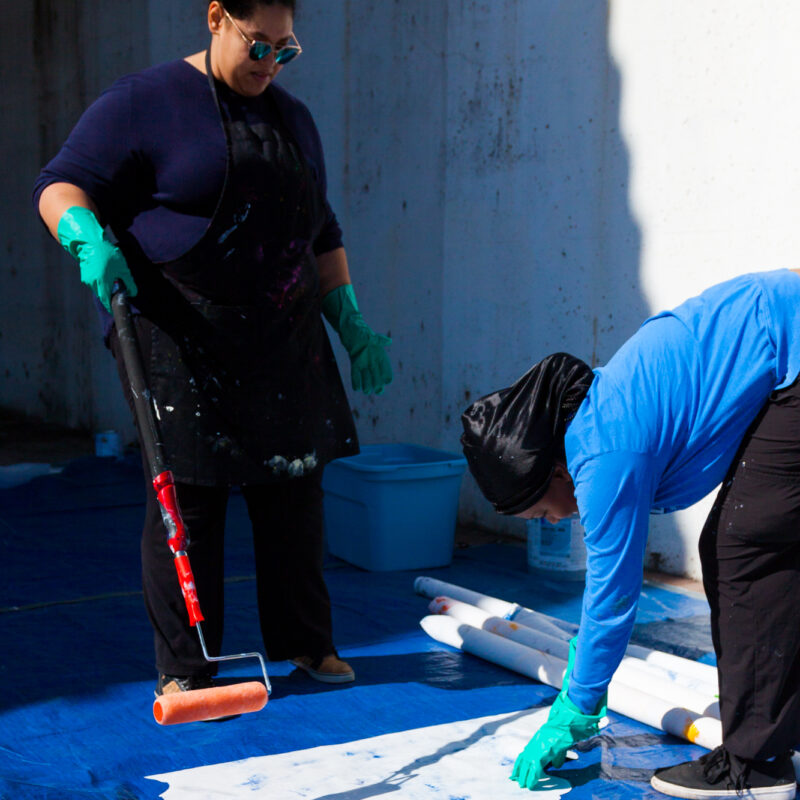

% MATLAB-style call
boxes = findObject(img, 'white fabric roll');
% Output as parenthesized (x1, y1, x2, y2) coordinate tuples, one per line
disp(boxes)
(420, 614, 722, 749)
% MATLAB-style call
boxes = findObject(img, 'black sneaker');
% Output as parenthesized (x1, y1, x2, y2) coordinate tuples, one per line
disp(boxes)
(155, 672, 216, 696)
(651, 746, 796, 800)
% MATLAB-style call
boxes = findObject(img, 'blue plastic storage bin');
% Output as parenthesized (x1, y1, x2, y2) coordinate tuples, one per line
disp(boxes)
(322, 443, 467, 571)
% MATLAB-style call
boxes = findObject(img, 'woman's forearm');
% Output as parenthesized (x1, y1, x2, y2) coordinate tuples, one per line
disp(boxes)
(38, 182, 98, 240)
(317, 247, 351, 298)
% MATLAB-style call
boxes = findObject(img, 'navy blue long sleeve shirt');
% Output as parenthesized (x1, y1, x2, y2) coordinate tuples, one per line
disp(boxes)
(33, 58, 343, 262)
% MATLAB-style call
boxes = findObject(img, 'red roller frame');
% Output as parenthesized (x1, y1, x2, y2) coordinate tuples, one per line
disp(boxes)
(153, 469, 204, 626)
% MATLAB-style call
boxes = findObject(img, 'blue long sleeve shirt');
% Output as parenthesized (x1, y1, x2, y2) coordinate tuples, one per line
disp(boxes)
(564, 268, 800, 713)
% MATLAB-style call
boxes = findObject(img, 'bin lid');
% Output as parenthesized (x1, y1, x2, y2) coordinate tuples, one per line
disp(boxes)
(329, 443, 466, 474)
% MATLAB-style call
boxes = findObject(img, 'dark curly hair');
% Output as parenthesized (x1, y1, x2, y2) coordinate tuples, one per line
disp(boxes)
(214, 0, 296, 18)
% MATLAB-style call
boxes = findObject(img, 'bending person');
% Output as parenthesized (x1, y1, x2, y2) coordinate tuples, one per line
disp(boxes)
(34, 0, 392, 695)
(461, 269, 800, 800)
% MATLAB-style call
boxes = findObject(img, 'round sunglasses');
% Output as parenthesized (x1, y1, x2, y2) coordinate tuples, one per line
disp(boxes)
(224, 8, 302, 65)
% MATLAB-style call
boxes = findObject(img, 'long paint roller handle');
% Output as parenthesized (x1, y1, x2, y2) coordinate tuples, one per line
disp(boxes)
(110, 283, 204, 626)
(109, 282, 167, 481)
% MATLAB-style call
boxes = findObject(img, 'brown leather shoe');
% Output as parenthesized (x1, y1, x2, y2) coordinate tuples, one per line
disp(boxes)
(290, 653, 355, 683)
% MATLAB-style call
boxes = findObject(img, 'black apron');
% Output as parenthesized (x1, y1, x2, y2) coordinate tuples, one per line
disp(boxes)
(117, 53, 358, 485)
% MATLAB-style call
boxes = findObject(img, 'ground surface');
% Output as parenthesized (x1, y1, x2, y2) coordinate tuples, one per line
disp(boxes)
(0, 410, 717, 799)
(0, 406, 94, 465)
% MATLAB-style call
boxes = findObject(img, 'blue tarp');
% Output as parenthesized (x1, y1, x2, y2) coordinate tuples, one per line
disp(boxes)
(0, 457, 714, 799)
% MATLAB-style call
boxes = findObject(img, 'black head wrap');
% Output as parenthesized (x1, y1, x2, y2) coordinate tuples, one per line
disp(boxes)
(460, 353, 594, 515)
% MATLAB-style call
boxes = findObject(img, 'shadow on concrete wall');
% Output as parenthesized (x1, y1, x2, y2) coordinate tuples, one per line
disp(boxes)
(442, 2, 687, 574)
(3, 2, 206, 436)
(1, 2, 151, 431)
(32, 0, 94, 426)
(3, 0, 692, 575)
(588, 9, 688, 575)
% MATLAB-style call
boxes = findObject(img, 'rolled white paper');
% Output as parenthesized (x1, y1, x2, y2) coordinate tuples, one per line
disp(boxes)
(428, 596, 719, 718)
(415, 576, 719, 689)
(420, 614, 722, 749)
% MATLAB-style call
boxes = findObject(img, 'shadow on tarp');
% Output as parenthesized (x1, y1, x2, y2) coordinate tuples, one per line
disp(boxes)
(2, 580, 504, 712)
(0, 455, 715, 719)
(632, 615, 714, 662)
(0, 456, 715, 800)
(552, 728, 708, 793)
(1, 455, 261, 610)
(268, 649, 544, 699)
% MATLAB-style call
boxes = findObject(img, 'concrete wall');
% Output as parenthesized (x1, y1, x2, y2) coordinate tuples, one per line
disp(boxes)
(607, 1, 800, 576)
(2, 1, 151, 440)
(4, 1, 800, 577)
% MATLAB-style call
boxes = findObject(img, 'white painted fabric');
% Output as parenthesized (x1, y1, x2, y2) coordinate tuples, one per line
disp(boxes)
(147, 709, 571, 799)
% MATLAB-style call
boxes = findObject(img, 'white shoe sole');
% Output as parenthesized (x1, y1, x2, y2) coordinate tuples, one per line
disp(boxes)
(651, 774, 796, 800)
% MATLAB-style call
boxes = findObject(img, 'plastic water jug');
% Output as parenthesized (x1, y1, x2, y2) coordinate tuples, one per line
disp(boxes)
(526, 514, 586, 582)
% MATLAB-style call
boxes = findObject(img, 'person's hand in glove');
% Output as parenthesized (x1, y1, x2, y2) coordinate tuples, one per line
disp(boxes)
(321, 283, 392, 395)
(57, 206, 137, 311)
(510, 637, 607, 790)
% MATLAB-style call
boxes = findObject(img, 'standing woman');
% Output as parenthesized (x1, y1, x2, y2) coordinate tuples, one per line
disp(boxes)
(34, 1, 392, 694)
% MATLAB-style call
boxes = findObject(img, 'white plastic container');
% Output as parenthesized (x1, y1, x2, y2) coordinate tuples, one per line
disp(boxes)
(526, 514, 586, 582)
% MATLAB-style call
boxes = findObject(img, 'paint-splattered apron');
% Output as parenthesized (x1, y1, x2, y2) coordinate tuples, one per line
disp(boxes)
(117, 54, 358, 485)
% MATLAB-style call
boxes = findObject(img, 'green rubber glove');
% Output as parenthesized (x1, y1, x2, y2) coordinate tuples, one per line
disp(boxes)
(510, 637, 607, 790)
(321, 283, 392, 395)
(57, 206, 137, 312)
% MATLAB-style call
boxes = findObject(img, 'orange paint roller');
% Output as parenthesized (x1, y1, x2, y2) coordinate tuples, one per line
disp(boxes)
(111, 284, 271, 725)
(154, 681, 268, 725)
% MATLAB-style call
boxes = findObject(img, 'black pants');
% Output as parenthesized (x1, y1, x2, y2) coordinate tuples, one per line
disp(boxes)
(141, 474, 335, 675)
(699, 378, 800, 760)
(111, 323, 336, 676)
